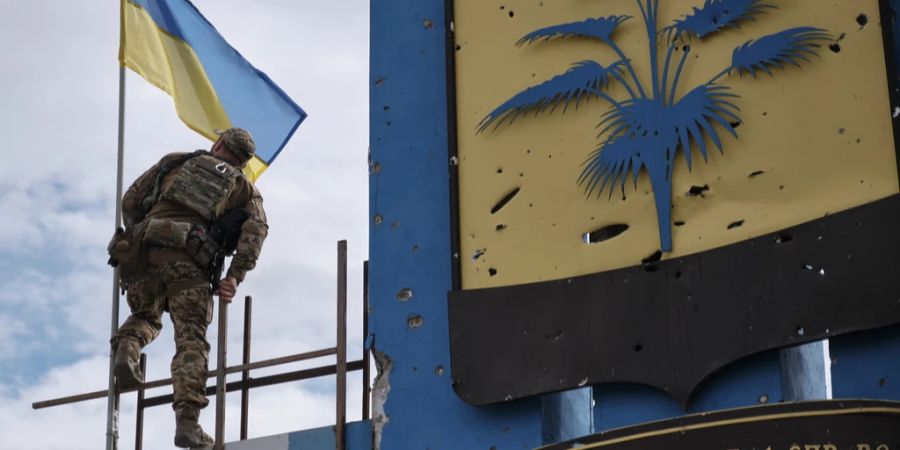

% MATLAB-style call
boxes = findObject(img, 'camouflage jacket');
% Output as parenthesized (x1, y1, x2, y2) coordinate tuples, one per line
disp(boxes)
(121, 151, 269, 284)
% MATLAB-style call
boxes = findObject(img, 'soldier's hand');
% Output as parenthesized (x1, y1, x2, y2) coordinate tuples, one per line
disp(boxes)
(217, 277, 238, 303)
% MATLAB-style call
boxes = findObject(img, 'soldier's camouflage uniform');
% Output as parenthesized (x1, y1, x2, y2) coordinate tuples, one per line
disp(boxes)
(114, 150, 268, 411)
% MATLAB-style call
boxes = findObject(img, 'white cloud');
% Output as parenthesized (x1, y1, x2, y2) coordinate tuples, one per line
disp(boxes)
(0, 0, 370, 447)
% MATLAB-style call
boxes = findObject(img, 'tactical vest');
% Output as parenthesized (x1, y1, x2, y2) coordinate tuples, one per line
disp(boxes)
(158, 154, 241, 221)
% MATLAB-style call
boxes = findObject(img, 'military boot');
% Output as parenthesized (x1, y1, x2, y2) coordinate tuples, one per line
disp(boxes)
(174, 407, 215, 449)
(113, 338, 143, 389)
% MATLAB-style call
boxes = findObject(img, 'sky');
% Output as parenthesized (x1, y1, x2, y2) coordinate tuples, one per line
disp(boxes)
(0, 1, 369, 448)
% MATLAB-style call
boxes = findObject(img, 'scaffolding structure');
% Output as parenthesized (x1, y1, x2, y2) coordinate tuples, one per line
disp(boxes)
(33, 241, 370, 450)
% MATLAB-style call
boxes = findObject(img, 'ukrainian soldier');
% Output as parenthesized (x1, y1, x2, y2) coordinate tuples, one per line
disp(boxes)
(107, 128, 268, 449)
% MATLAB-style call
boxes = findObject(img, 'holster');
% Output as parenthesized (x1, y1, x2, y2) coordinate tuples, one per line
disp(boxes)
(107, 223, 147, 284)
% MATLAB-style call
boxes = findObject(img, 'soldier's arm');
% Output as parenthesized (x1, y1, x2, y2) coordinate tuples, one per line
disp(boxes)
(226, 186, 269, 284)
(120, 161, 162, 227)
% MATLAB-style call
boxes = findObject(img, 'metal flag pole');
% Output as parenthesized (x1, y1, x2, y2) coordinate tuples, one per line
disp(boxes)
(106, 58, 127, 450)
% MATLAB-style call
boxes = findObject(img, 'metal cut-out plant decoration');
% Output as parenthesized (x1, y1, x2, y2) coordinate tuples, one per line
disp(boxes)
(479, 0, 830, 252)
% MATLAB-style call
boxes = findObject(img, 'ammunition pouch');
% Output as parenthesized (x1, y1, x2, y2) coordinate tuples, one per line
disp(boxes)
(143, 218, 194, 249)
(186, 228, 221, 270)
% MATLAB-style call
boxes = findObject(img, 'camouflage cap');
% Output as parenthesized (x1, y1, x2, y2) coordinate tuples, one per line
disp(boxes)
(216, 128, 256, 162)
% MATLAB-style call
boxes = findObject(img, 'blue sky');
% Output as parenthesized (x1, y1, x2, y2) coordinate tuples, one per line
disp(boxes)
(0, 1, 369, 448)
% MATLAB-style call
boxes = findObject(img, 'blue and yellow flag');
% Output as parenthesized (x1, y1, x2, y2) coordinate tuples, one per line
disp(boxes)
(119, 0, 306, 181)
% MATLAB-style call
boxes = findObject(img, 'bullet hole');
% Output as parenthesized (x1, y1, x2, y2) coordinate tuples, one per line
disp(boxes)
(450, 156, 459, 166)
(838, 127, 846, 134)
(802, 264, 814, 271)
(373, 214, 383, 225)
(674, 221, 686, 227)
(730, 121, 742, 129)
(396, 288, 413, 302)
(857, 13, 869, 28)
(687, 185, 710, 197)
(779, 185, 785, 190)
(488, 268, 498, 277)
(508, 10, 515, 18)
(762, 111, 768, 116)
(499, 5, 505, 9)
(759, 394, 769, 404)
(407, 314, 424, 329)
(749, 170, 765, 178)
(674, 270, 682, 279)
(819, 268, 826, 276)
(879, 377, 886, 387)
(386, 121, 392, 127)
(390, 220, 400, 229)
(435, 365, 444, 376)
(497, 168, 503, 174)
(633, 343, 644, 353)
(472, 248, 486, 260)
(412, 245, 419, 252)
(455, 44, 461, 51)
(491, 187, 521, 214)
(412, 366, 418, 373)
(495, 224, 507, 231)
(374, 77, 386, 87)
(519, 173, 525, 177)
(775, 234, 793, 244)
(423, 19, 433, 29)
(642, 250, 662, 272)
(546, 331, 564, 341)
(370, 161, 382, 174)
(583, 224, 630, 244)
(727, 220, 745, 230)
(796, 326, 805, 336)
(642, 250, 663, 264)
(829, 43, 841, 53)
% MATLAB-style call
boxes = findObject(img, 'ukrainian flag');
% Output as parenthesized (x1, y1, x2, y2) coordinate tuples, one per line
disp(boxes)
(120, 0, 306, 181)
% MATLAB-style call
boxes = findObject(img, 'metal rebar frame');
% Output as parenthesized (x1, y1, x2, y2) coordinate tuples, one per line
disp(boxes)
(34, 240, 368, 450)
(336, 240, 348, 450)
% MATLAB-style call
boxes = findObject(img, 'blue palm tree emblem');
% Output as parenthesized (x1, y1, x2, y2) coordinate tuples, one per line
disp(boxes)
(479, 0, 830, 252)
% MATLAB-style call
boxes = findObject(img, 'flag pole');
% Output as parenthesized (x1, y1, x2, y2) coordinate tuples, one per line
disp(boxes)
(106, 42, 127, 450)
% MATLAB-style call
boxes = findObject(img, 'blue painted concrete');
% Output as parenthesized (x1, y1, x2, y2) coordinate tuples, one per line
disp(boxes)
(368, 0, 543, 448)
(541, 388, 593, 444)
(594, 349, 783, 432)
(831, 325, 900, 401)
(286, 421, 371, 450)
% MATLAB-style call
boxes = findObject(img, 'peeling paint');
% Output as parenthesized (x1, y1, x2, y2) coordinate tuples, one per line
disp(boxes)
(371, 349, 394, 450)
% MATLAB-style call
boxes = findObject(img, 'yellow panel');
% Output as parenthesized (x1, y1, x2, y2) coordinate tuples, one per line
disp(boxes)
(455, 0, 899, 289)
(121, 0, 231, 140)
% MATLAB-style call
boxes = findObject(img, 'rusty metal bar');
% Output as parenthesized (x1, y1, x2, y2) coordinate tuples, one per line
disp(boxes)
(215, 298, 228, 450)
(336, 240, 348, 450)
(362, 261, 370, 420)
(240, 296, 252, 440)
(32, 348, 338, 410)
(135, 354, 147, 450)
(141, 360, 365, 409)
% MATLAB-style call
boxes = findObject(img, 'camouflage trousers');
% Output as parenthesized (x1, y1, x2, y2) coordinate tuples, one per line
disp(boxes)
(114, 248, 213, 411)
